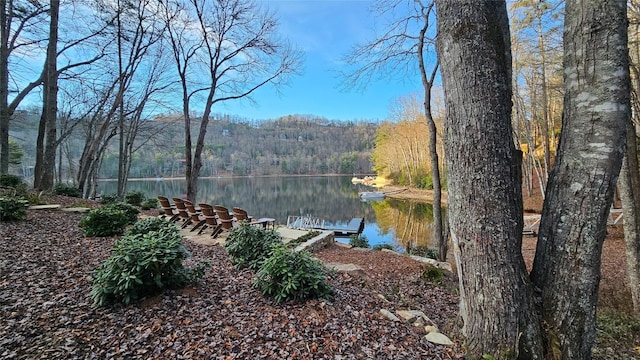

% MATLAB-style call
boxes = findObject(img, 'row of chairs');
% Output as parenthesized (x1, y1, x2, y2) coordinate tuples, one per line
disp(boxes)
(157, 196, 272, 238)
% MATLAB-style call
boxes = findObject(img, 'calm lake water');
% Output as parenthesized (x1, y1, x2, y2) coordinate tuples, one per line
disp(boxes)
(99, 176, 443, 253)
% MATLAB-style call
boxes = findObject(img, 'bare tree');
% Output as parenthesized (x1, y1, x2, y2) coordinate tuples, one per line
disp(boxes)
(162, 0, 301, 201)
(0, 0, 48, 174)
(437, 0, 629, 358)
(343, 0, 445, 259)
(75, 0, 168, 197)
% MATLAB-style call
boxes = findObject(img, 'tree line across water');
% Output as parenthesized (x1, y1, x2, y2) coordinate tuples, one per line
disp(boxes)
(10, 112, 379, 180)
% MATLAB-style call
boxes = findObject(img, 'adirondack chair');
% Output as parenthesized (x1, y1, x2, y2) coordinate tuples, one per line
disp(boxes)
(197, 203, 223, 238)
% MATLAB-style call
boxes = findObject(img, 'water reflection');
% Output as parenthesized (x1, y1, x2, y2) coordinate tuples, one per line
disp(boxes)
(99, 176, 448, 258)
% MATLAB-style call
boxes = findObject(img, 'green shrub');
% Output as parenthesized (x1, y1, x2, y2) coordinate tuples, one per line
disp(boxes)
(421, 265, 444, 284)
(141, 197, 158, 210)
(53, 183, 82, 198)
(0, 174, 27, 195)
(415, 173, 433, 190)
(126, 217, 176, 237)
(90, 227, 209, 306)
(105, 202, 139, 225)
(0, 196, 28, 221)
(372, 243, 394, 251)
(79, 206, 132, 237)
(349, 234, 370, 248)
(254, 244, 333, 304)
(125, 191, 145, 207)
(23, 191, 47, 205)
(224, 221, 283, 270)
(65, 200, 95, 209)
(0, 174, 25, 188)
(408, 246, 439, 260)
(99, 193, 120, 204)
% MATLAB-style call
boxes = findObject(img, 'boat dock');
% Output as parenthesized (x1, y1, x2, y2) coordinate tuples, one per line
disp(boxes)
(286, 215, 365, 237)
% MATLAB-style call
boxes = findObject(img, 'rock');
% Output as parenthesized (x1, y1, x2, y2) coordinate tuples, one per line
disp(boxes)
(61, 207, 91, 213)
(408, 255, 453, 272)
(28, 204, 61, 210)
(395, 310, 417, 322)
(379, 309, 400, 322)
(424, 325, 438, 334)
(425, 332, 453, 346)
(409, 309, 432, 324)
(323, 263, 367, 278)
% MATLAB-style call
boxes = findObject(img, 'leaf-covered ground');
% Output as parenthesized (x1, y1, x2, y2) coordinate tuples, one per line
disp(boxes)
(0, 206, 463, 359)
(2, 193, 637, 359)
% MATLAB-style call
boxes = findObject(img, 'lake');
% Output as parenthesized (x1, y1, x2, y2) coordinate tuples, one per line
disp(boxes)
(98, 176, 445, 255)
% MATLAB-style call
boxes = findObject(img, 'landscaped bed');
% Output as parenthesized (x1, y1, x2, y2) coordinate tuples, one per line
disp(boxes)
(0, 207, 462, 359)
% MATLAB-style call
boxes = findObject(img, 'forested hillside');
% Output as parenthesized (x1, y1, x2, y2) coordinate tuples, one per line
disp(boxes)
(10, 112, 378, 179)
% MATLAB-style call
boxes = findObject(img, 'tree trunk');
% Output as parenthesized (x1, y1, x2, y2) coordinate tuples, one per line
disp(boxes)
(530, 0, 630, 358)
(0, 0, 9, 174)
(416, 3, 444, 259)
(34, 0, 59, 190)
(435, 1, 543, 358)
(537, 15, 551, 178)
(619, 119, 640, 314)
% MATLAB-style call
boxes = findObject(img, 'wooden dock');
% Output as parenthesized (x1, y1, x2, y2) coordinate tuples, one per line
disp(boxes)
(321, 217, 365, 237)
(286, 216, 364, 237)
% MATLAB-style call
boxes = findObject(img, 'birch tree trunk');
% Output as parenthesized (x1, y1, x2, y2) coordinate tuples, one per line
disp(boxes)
(435, 1, 543, 358)
(530, 0, 630, 358)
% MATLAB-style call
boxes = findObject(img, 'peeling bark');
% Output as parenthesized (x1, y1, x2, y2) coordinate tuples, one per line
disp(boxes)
(530, 0, 630, 358)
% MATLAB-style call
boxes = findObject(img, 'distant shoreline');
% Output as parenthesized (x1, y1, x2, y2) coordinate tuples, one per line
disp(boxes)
(97, 174, 377, 182)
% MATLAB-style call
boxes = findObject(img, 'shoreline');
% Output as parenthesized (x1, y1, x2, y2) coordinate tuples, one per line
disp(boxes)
(381, 185, 449, 205)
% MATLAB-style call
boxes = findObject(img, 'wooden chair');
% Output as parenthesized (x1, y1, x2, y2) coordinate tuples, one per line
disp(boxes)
(158, 196, 180, 222)
(214, 205, 238, 233)
(198, 203, 223, 237)
(172, 198, 192, 228)
(183, 200, 205, 232)
(232, 207, 275, 229)
(232, 207, 253, 222)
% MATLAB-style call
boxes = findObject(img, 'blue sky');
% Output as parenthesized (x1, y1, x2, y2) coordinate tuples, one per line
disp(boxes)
(218, 0, 423, 122)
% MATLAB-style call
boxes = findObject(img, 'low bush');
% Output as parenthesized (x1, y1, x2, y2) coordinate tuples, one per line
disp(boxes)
(0, 196, 28, 221)
(105, 202, 140, 225)
(125, 191, 145, 207)
(408, 246, 439, 260)
(224, 221, 283, 270)
(126, 217, 176, 237)
(53, 183, 82, 198)
(0, 174, 25, 188)
(0, 174, 27, 195)
(64, 200, 95, 209)
(79, 206, 132, 237)
(99, 193, 120, 205)
(420, 265, 444, 284)
(372, 243, 394, 251)
(91, 226, 209, 306)
(254, 244, 333, 304)
(349, 234, 370, 249)
(141, 197, 158, 210)
(23, 191, 47, 205)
